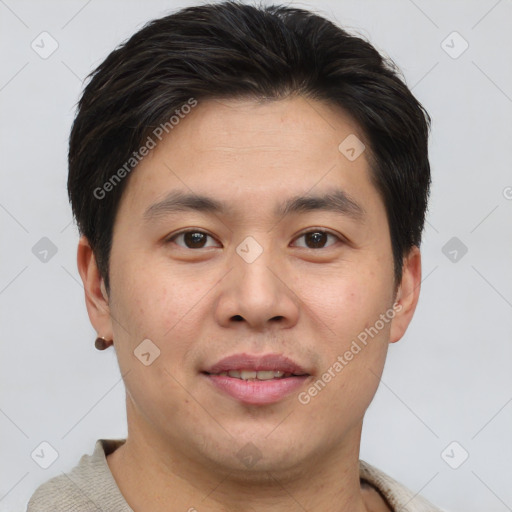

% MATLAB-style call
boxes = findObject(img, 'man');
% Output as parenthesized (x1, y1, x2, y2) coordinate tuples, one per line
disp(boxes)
(27, 2, 443, 510)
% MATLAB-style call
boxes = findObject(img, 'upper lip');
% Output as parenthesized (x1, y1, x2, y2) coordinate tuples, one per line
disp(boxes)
(204, 353, 310, 375)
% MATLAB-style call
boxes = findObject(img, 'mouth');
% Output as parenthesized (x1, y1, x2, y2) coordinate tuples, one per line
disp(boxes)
(207, 369, 307, 380)
(202, 353, 311, 405)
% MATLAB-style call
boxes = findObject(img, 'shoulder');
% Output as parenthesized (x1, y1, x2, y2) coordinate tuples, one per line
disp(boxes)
(359, 459, 447, 512)
(26, 438, 129, 512)
(26, 472, 97, 512)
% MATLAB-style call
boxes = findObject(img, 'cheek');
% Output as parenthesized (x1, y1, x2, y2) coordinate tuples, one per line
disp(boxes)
(111, 254, 212, 341)
(300, 263, 392, 346)
(107, 265, 205, 424)
(299, 289, 391, 428)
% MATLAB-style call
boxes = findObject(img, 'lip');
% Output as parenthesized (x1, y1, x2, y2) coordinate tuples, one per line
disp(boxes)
(202, 353, 311, 405)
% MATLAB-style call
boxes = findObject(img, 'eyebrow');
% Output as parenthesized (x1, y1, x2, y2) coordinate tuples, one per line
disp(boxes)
(143, 188, 366, 223)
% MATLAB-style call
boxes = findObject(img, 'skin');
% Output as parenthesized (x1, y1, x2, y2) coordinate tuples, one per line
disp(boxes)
(78, 95, 421, 511)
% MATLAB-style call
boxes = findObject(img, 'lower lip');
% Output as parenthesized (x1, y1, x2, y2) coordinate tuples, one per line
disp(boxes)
(204, 374, 309, 405)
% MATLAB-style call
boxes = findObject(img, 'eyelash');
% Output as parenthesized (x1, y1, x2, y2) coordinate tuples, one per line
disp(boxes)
(166, 228, 344, 250)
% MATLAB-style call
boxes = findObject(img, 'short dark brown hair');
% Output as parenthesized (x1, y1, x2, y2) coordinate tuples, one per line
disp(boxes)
(68, 1, 431, 293)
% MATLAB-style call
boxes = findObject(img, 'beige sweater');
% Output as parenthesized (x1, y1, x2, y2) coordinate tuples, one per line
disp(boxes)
(26, 439, 444, 511)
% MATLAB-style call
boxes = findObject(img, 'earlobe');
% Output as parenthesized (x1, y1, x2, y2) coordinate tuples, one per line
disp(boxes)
(77, 235, 114, 340)
(389, 246, 422, 344)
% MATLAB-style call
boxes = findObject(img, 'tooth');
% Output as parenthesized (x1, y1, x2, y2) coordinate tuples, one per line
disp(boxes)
(240, 370, 257, 380)
(256, 371, 279, 380)
(222, 370, 290, 380)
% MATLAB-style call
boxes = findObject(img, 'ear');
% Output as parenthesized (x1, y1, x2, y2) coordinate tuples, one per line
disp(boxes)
(389, 246, 422, 344)
(77, 235, 113, 340)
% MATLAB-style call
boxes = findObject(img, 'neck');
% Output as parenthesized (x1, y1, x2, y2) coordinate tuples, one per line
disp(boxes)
(107, 400, 369, 512)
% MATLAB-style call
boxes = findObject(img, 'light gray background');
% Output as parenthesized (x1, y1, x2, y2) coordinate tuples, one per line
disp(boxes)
(1, 1, 511, 511)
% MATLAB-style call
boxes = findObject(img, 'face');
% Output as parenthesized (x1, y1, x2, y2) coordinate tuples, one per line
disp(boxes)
(81, 95, 420, 478)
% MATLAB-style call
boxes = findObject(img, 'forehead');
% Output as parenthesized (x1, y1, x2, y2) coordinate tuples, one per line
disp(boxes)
(116, 95, 379, 220)
(173, 96, 364, 155)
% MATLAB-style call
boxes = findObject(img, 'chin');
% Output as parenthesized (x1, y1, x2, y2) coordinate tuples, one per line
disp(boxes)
(198, 429, 315, 480)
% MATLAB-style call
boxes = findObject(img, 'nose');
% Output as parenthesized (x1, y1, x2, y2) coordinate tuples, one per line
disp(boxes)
(214, 239, 300, 332)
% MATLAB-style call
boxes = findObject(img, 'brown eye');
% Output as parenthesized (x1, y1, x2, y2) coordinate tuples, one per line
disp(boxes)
(168, 230, 219, 249)
(293, 230, 340, 249)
